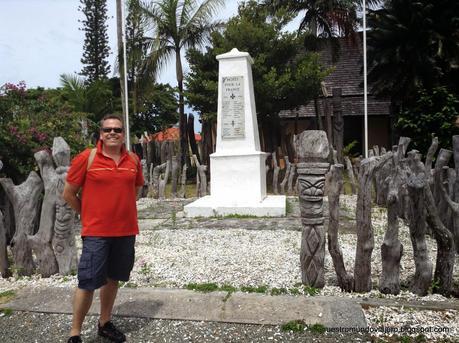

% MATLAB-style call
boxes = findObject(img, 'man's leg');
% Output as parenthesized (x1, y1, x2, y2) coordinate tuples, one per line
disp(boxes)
(70, 288, 94, 337)
(99, 278, 118, 325)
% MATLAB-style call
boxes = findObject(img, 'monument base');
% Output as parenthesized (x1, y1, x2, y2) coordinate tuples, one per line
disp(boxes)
(184, 195, 286, 218)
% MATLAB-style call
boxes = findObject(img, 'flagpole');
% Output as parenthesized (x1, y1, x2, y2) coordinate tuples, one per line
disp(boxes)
(363, 0, 368, 158)
(121, 0, 130, 151)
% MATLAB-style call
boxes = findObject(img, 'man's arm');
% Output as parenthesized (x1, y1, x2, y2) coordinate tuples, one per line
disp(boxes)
(136, 186, 142, 200)
(63, 182, 82, 214)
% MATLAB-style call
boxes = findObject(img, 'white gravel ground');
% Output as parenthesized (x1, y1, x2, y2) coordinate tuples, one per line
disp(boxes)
(1, 195, 458, 341)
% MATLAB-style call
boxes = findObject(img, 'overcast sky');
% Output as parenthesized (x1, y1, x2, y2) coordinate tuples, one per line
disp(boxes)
(0, 0, 240, 89)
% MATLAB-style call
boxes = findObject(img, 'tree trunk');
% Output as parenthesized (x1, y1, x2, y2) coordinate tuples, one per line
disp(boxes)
(344, 156, 356, 194)
(379, 159, 404, 295)
(280, 156, 291, 195)
(187, 114, 200, 163)
(146, 141, 153, 170)
(0, 186, 15, 246)
(321, 82, 332, 144)
(427, 153, 457, 296)
(192, 155, 207, 197)
(116, 0, 126, 120)
(171, 153, 180, 198)
(327, 164, 353, 291)
(0, 173, 43, 276)
(313, 98, 323, 131)
(272, 152, 280, 195)
(150, 163, 166, 199)
(201, 120, 211, 178)
(159, 160, 171, 200)
(433, 149, 453, 228)
(0, 211, 10, 278)
(178, 164, 188, 198)
(394, 137, 411, 220)
(287, 163, 296, 195)
(332, 88, 343, 163)
(160, 140, 168, 164)
(28, 150, 59, 277)
(425, 173, 455, 296)
(406, 151, 432, 296)
(354, 153, 392, 292)
(375, 156, 393, 206)
(452, 135, 459, 253)
(176, 49, 188, 169)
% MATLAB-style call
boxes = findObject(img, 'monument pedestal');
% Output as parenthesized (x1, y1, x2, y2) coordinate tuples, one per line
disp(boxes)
(184, 48, 285, 218)
(185, 151, 285, 217)
(184, 194, 286, 217)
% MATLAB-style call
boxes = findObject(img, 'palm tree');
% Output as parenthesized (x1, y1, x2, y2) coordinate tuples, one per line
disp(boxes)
(262, 0, 361, 132)
(262, 0, 380, 134)
(116, 0, 127, 119)
(262, 0, 368, 38)
(141, 0, 224, 166)
(59, 73, 114, 122)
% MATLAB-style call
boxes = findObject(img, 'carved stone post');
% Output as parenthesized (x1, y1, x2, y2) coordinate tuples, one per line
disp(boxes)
(295, 130, 329, 288)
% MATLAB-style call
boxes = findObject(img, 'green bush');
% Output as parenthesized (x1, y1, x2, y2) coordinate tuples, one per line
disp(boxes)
(0, 82, 92, 182)
(396, 87, 459, 155)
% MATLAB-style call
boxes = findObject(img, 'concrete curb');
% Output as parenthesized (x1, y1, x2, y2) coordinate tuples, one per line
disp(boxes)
(1, 287, 367, 328)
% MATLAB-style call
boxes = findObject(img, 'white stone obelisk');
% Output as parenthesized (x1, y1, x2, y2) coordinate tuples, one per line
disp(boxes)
(184, 48, 285, 217)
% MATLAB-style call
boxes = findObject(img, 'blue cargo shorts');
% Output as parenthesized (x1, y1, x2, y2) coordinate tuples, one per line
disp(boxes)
(77, 236, 136, 290)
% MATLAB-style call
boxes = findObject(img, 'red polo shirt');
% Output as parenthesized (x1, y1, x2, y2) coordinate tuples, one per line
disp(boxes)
(66, 141, 144, 237)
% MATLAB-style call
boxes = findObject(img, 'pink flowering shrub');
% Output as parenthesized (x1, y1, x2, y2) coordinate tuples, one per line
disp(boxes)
(0, 82, 93, 182)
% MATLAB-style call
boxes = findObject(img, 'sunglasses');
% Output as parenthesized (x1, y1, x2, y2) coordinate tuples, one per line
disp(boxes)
(101, 127, 123, 133)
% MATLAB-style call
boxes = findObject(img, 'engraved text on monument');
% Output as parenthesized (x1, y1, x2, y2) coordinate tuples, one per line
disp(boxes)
(222, 76, 245, 139)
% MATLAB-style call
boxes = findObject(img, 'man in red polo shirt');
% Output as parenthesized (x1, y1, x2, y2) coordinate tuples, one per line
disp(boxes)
(63, 114, 144, 343)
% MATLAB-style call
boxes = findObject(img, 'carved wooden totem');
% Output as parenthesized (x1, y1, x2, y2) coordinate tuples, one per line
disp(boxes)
(52, 137, 78, 274)
(332, 88, 343, 163)
(294, 130, 330, 288)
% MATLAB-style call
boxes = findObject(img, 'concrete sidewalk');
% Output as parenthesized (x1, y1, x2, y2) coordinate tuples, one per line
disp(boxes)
(0, 287, 367, 328)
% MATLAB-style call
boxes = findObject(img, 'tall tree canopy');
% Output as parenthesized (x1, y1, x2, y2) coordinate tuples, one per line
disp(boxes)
(59, 73, 115, 123)
(186, 0, 329, 152)
(141, 0, 224, 166)
(262, 0, 361, 38)
(131, 83, 178, 134)
(79, 0, 111, 82)
(125, 0, 157, 120)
